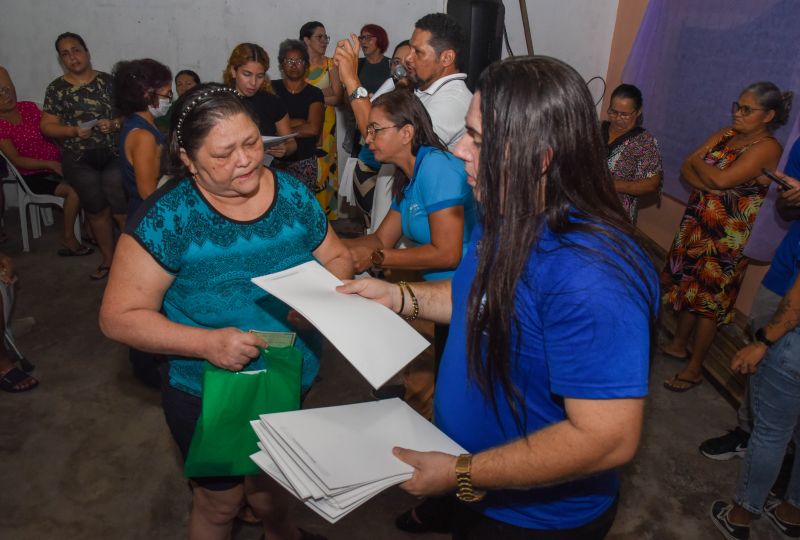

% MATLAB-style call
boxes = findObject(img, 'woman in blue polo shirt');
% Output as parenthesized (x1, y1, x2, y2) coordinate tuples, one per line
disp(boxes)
(342, 89, 474, 280)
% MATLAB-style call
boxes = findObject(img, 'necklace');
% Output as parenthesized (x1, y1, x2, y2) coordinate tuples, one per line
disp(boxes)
(284, 81, 306, 95)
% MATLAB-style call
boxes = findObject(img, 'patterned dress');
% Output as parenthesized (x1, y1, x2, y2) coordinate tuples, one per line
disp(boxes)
(43, 72, 117, 158)
(306, 57, 338, 219)
(662, 130, 773, 325)
(602, 121, 663, 224)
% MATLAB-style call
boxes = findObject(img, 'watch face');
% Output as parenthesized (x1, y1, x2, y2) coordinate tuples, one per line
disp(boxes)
(352, 87, 368, 99)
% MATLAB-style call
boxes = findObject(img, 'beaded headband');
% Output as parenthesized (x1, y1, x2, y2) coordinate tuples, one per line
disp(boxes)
(175, 86, 239, 147)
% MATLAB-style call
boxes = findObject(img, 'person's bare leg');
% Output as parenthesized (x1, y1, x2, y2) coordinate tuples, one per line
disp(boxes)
(87, 208, 114, 268)
(661, 310, 696, 358)
(188, 483, 244, 540)
(112, 213, 126, 232)
(668, 316, 716, 389)
(54, 183, 82, 250)
(245, 475, 300, 540)
(728, 503, 755, 526)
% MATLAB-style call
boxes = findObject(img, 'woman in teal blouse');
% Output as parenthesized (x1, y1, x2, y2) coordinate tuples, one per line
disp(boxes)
(99, 84, 351, 540)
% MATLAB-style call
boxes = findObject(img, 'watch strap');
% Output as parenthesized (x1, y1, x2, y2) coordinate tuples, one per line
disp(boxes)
(349, 86, 368, 101)
(455, 453, 486, 503)
(755, 327, 774, 347)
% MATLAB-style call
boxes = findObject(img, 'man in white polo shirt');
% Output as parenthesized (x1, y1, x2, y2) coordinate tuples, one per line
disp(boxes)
(335, 12, 472, 151)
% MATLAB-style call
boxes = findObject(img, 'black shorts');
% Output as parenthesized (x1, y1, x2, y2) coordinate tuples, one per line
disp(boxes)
(161, 378, 243, 491)
(451, 495, 618, 540)
(21, 172, 61, 196)
(61, 149, 126, 215)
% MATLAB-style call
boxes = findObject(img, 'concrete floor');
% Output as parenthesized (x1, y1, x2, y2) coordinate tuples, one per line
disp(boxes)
(0, 209, 787, 540)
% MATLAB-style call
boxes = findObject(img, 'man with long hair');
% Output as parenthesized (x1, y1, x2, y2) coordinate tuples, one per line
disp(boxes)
(339, 56, 659, 538)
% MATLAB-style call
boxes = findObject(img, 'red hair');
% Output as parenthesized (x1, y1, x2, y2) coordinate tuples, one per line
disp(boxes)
(361, 24, 389, 54)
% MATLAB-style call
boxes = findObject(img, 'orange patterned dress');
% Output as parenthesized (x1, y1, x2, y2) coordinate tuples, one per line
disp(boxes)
(661, 130, 773, 325)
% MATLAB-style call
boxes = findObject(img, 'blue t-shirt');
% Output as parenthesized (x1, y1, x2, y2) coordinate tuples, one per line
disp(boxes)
(762, 139, 800, 296)
(389, 146, 475, 280)
(435, 220, 658, 530)
(119, 114, 166, 217)
(127, 170, 327, 396)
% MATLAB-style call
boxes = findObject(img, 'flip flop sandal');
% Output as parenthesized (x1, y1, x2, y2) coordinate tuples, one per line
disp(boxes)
(58, 244, 95, 257)
(659, 347, 688, 361)
(0, 366, 38, 393)
(90, 265, 111, 281)
(663, 374, 702, 392)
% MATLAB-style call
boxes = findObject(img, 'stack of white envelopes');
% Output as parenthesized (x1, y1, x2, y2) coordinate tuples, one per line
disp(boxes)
(250, 398, 466, 523)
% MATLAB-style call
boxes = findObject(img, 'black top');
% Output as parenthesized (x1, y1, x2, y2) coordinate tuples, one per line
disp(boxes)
(273, 80, 324, 161)
(358, 57, 391, 94)
(243, 91, 288, 136)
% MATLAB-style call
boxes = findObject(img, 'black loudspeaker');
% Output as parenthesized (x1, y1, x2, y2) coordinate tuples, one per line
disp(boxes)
(447, 0, 505, 91)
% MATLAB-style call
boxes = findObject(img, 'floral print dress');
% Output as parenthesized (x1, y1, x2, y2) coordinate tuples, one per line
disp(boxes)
(661, 130, 773, 325)
(603, 121, 663, 224)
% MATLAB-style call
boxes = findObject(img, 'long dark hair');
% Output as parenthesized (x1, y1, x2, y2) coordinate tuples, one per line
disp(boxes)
(467, 56, 657, 432)
(371, 90, 446, 201)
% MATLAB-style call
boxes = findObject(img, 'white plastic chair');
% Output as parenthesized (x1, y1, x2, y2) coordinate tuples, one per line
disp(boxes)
(0, 150, 80, 252)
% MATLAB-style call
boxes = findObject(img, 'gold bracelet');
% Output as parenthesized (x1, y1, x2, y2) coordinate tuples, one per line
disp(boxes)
(397, 281, 406, 316)
(402, 282, 419, 321)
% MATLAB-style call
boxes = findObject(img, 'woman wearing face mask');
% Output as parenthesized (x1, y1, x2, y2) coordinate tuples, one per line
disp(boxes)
(113, 59, 172, 217)
(224, 43, 297, 159)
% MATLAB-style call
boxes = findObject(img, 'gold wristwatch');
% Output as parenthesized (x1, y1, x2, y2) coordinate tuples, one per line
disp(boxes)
(455, 453, 486, 502)
(370, 248, 385, 268)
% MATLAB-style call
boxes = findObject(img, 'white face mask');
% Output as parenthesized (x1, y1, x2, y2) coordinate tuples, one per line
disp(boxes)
(148, 97, 171, 118)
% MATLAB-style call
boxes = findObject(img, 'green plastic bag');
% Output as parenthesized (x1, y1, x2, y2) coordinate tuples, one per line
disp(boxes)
(184, 346, 302, 477)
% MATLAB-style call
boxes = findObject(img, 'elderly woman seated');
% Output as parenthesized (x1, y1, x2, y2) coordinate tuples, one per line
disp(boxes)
(0, 66, 88, 256)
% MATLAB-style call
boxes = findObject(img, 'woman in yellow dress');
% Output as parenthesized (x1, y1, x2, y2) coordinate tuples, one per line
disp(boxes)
(300, 21, 342, 219)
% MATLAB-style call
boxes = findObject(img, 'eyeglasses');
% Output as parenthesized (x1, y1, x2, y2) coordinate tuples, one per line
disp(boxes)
(366, 124, 399, 137)
(283, 58, 306, 67)
(358, 34, 376, 42)
(731, 102, 765, 116)
(607, 108, 637, 120)
(155, 91, 174, 101)
(312, 34, 330, 42)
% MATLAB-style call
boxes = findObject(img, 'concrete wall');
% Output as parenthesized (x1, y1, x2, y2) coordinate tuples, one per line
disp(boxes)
(2, 0, 445, 102)
(503, 0, 620, 105)
(2, 0, 619, 105)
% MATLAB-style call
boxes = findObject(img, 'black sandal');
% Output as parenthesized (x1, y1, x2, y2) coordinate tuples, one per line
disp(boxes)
(58, 244, 94, 257)
(90, 265, 111, 281)
(0, 366, 38, 392)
